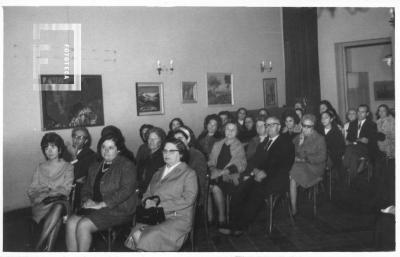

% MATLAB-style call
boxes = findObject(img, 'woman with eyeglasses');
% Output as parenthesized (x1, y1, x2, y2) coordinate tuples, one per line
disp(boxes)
(289, 114, 327, 215)
(128, 138, 198, 251)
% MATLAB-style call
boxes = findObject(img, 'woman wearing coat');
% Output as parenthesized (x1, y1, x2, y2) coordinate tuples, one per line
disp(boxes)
(129, 138, 198, 251)
(208, 122, 246, 230)
(65, 133, 137, 251)
(289, 114, 327, 215)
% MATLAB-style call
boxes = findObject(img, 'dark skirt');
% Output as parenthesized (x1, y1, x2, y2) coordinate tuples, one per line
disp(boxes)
(78, 208, 133, 231)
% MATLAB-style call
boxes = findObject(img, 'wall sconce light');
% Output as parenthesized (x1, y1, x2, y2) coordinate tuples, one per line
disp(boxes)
(382, 54, 393, 67)
(260, 60, 272, 72)
(156, 59, 174, 75)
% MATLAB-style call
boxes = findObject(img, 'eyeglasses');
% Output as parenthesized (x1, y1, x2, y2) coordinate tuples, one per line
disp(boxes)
(162, 149, 179, 154)
(302, 124, 314, 128)
(265, 123, 280, 127)
(72, 135, 86, 140)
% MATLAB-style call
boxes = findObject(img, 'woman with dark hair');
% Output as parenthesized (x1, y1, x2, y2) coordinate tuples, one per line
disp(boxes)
(101, 125, 136, 164)
(295, 108, 304, 122)
(235, 107, 248, 133)
(258, 108, 269, 118)
(136, 124, 154, 178)
(281, 110, 302, 141)
(139, 124, 154, 143)
(318, 100, 343, 128)
(238, 115, 257, 145)
(174, 125, 207, 205)
(320, 111, 346, 182)
(166, 118, 184, 139)
(128, 138, 198, 251)
(197, 114, 223, 159)
(289, 114, 327, 215)
(65, 133, 137, 251)
(27, 132, 74, 250)
(376, 104, 395, 158)
(137, 127, 166, 193)
(208, 122, 246, 230)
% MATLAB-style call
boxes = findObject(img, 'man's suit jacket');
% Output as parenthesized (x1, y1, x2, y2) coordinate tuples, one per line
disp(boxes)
(74, 147, 97, 180)
(346, 119, 378, 157)
(250, 134, 295, 194)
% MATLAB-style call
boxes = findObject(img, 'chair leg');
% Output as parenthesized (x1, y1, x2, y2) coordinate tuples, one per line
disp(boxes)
(191, 229, 195, 251)
(313, 184, 318, 217)
(226, 194, 231, 225)
(286, 192, 295, 226)
(107, 228, 112, 252)
(329, 168, 332, 201)
(268, 194, 273, 234)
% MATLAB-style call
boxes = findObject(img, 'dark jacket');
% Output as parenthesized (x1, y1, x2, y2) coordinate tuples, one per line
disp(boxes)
(346, 119, 378, 158)
(323, 126, 345, 165)
(73, 147, 96, 180)
(81, 155, 137, 215)
(137, 148, 165, 193)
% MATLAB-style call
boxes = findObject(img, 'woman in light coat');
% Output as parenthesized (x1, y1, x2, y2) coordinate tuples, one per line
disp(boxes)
(129, 138, 198, 251)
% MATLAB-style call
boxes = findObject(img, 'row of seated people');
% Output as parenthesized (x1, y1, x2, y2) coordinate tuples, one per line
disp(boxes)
(26, 101, 394, 251)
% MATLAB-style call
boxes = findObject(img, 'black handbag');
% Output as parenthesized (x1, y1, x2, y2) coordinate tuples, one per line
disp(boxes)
(136, 195, 165, 225)
(41, 195, 68, 205)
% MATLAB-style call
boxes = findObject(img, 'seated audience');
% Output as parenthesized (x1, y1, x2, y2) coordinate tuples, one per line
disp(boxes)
(27, 132, 74, 250)
(238, 115, 257, 145)
(128, 138, 198, 251)
(320, 111, 346, 183)
(208, 122, 246, 230)
(343, 104, 378, 179)
(66, 133, 137, 252)
(281, 110, 301, 141)
(137, 127, 166, 194)
(246, 115, 268, 160)
(101, 125, 136, 164)
(197, 114, 223, 159)
(67, 127, 97, 211)
(166, 117, 184, 139)
(174, 126, 207, 205)
(375, 104, 395, 159)
(219, 116, 295, 236)
(289, 114, 326, 215)
(343, 108, 357, 140)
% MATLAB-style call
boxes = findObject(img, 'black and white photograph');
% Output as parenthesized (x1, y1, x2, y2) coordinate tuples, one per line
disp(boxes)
(2, 1, 396, 255)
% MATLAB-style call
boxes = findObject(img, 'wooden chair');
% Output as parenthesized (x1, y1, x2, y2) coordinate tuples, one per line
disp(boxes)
(347, 157, 373, 186)
(264, 191, 294, 234)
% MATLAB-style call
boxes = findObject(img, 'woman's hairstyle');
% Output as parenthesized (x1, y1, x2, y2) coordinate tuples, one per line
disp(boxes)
(236, 107, 248, 116)
(345, 108, 357, 122)
(101, 125, 125, 142)
(40, 132, 66, 159)
(139, 124, 154, 142)
(376, 104, 390, 119)
(168, 118, 184, 131)
(96, 133, 124, 157)
(203, 114, 221, 130)
(319, 100, 343, 125)
(163, 137, 189, 163)
(71, 126, 91, 147)
(321, 110, 338, 126)
(301, 113, 317, 125)
(244, 115, 256, 130)
(173, 125, 197, 148)
(147, 127, 167, 143)
(282, 109, 300, 125)
(258, 108, 269, 117)
(218, 111, 232, 123)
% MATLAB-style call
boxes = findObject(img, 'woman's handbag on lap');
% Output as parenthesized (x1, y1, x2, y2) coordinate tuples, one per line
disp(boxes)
(136, 195, 165, 225)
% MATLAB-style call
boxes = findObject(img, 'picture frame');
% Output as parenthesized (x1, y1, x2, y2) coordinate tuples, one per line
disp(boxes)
(40, 74, 104, 131)
(136, 82, 164, 116)
(373, 80, 394, 100)
(181, 81, 198, 103)
(207, 72, 234, 105)
(263, 78, 278, 107)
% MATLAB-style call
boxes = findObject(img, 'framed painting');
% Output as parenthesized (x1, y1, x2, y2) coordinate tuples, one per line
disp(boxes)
(207, 72, 233, 105)
(136, 82, 164, 116)
(40, 74, 104, 131)
(374, 80, 394, 100)
(263, 78, 278, 107)
(181, 81, 198, 103)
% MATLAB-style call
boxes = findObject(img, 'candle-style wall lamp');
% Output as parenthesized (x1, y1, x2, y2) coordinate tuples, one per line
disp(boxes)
(260, 60, 272, 72)
(156, 59, 174, 75)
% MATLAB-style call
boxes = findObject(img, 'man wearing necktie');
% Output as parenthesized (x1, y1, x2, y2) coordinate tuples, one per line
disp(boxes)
(219, 116, 295, 236)
(343, 104, 378, 180)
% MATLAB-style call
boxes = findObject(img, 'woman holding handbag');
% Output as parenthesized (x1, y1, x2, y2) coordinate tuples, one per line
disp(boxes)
(126, 138, 198, 251)
(207, 122, 246, 232)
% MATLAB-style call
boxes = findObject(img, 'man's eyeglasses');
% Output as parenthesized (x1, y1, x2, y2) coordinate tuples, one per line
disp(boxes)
(265, 123, 280, 128)
(302, 124, 314, 129)
(72, 135, 86, 140)
(162, 149, 179, 154)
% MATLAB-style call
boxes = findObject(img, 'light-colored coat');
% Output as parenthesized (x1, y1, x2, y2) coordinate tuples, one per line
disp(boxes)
(133, 162, 198, 251)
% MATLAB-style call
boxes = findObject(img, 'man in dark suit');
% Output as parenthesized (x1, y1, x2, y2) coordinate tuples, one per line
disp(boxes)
(68, 127, 97, 210)
(219, 116, 295, 236)
(343, 104, 378, 179)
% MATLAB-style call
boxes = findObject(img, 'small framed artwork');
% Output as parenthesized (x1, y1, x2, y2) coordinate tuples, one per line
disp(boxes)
(40, 74, 104, 131)
(181, 81, 198, 103)
(207, 72, 234, 105)
(263, 78, 278, 107)
(136, 82, 164, 116)
(374, 80, 394, 100)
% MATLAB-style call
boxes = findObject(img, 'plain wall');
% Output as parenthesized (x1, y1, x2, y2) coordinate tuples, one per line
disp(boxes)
(3, 7, 286, 211)
(317, 7, 393, 120)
